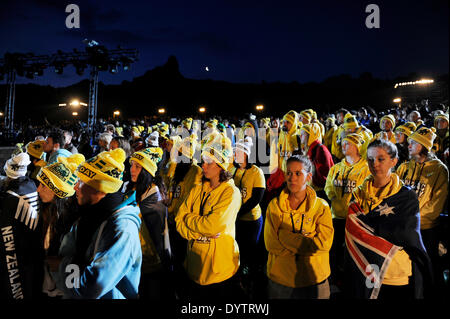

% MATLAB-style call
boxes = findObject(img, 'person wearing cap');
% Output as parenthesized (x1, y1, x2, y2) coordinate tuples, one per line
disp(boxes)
(175, 135, 243, 299)
(0, 152, 42, 299)
(323, 117, 337, 152)
(394, 121, 417, 167)
(127, 147, 173, 299)
(229, 137, 266, 296)
(372, 114, 397, 144)
(264, 155, 333, 299)
(165, 135, 203, 297)
(324, 133, 370, 290)
(26, 139, 47, 186)
(330, 109, 350, 162)
(341, 113, 373, 159)
(36, 154, 85, 297)
(299, 110, 312, 125)
(344, 139, 432, 299)
(433, 113, 449, 165)
(43, 130, 72, 165)
(52, 149, 143, 299)
(278, 110, 302, 174)
(396, 127, 449, 292)
(299, 123, 334, 198)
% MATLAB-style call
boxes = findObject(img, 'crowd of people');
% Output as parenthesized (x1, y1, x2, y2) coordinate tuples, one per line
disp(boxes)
(0, 101, 448, 300)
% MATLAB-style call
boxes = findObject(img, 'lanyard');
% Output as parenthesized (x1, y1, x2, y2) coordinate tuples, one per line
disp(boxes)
(199, 191, 211, 216)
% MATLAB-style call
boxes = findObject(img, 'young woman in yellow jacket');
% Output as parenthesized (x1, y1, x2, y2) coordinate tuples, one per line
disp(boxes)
(175, 135, 243, 299)
(396, 127, 449, 290)
(345, 139, 432, 299)
(324, 133, 370, 289)
(166, 136, 203, 297)
(264, 155, 334, 299)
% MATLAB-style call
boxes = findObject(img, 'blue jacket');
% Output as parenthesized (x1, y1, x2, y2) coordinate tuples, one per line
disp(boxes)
(47, 148, 72, 164)
(54, 192, 142, 299)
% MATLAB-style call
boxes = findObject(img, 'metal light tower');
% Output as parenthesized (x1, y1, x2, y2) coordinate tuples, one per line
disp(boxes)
(0, 40, 138, 138)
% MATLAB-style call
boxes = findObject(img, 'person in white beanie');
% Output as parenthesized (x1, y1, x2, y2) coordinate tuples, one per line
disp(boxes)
(0, 152, 43, 299)
(146, 131, 160, 147)
(229, 136, 266, 297)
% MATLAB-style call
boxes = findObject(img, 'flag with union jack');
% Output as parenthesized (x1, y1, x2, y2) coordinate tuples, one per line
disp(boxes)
(343, 186, 433, 299)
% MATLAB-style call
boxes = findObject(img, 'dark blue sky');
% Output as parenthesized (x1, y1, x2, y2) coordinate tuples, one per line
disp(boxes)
(0, 0, 448, 87)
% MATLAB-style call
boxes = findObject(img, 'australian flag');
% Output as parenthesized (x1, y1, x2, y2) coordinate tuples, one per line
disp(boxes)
(343, 186, 433, 299)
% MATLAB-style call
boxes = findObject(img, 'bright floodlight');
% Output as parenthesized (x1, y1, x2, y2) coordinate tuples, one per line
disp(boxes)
(199, 107, 206, 113)
(72, 112, 78, 116)
(158, 108, 166, 114)
(256, 104, 264, 111)
(113, 111, 120, 116)
(393, 98, 401, 103)
(70, 99, 80, 107)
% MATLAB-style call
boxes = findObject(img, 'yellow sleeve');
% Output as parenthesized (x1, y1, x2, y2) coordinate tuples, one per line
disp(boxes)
(253, 167, 266, 189)
(264, 201, 295, 256)
(421, 165, 449, 219)
(396, 162, 408, 179)
(182, 186, 240, 237)
(175, 189, 203, 240)
(324, 165, 337, 201)
(278, 203, 334, 256)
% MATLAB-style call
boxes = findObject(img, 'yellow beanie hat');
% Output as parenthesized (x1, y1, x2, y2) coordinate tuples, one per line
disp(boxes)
(300, 123, 322, 146)
(380, 115, 396, 130)
(26, 140, 45, 159)
(343, 114, 360, 130)
(173, 135, 198, 160)
(201, 135, 233, 170)
(76, 148, 126, 194)
(408, 127, 437, 152)
(130, 147, 163, 177)
(282, 110, 298, 125)
(299, 110, 312, 123)
(37, 154, 85, 198)
(434, 114, 449, 128)
(343, 133, 365, 153)
(395, 121, 417, 137)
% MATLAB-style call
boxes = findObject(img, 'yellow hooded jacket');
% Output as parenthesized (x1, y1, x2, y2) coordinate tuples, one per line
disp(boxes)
(167, 164, 203, 219)
(324, 158, 370, 219)
(396, 158, 449, 230)
(331, 125, 345, 160)
(264, 186, 334, 288)
(324, 124, 337, 152)
(278, 112, 301, 173)
(175, 179, 241, 285)
(352, 174, 413, 285)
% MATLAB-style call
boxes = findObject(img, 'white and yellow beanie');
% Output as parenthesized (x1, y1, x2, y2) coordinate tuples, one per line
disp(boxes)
(37, 154, 85, 198)
(380, 114, 396, 130)
(408, 127, 437, 152)
(343, 114, 360, 130)
(130, 147, 163, 177)
(342, 133, 365, 153)
(201, 135, 233, 170)
(76, 149, 126, 193)
(395, 121, 417, 137)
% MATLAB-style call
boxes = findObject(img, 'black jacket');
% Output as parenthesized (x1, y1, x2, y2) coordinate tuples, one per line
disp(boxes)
(0, 176, 44, 299)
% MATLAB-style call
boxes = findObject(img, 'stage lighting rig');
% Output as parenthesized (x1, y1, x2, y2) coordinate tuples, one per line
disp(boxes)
(0, 40, 139, 134)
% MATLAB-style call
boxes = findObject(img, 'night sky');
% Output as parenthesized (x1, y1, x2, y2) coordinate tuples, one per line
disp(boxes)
(0, 0, 448, 87)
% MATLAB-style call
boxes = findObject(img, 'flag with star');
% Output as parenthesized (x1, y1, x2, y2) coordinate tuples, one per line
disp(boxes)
(343, 186, 434, 299)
